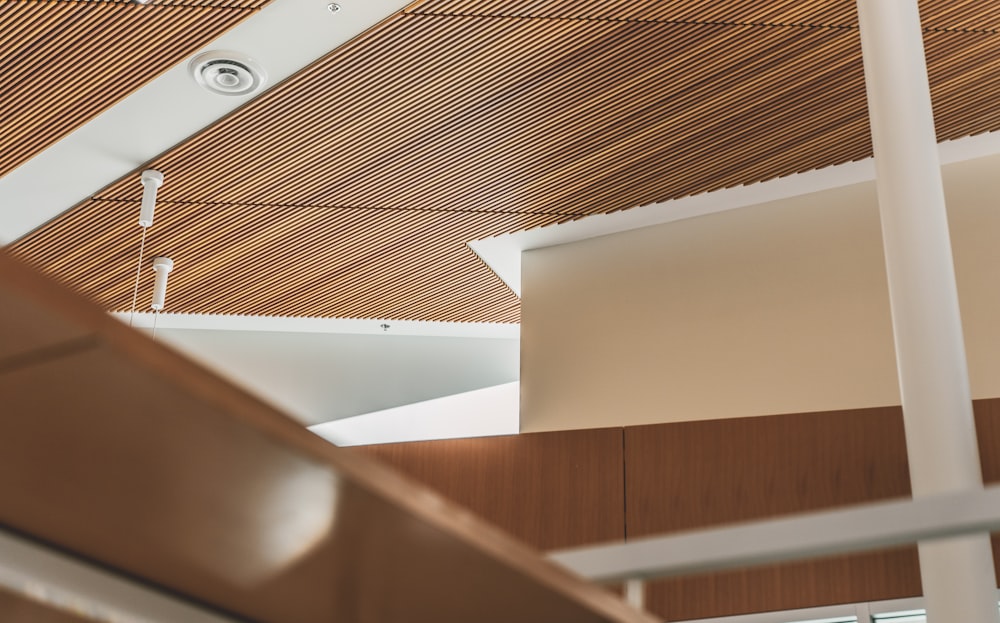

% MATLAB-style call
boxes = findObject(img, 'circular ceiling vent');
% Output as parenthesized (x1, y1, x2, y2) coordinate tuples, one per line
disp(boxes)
(189, 50, 266, 97)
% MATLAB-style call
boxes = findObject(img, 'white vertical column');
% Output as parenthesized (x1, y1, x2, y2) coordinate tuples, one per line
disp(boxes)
(857, 1, 999, 622)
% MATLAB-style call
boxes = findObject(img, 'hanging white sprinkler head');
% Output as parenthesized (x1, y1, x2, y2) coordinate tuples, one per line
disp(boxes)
(150, 257, 174, 311)
(139, 169, 164, 228)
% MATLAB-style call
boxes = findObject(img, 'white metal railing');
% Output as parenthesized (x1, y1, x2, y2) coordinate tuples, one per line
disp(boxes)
(550, 485, 1000, 584)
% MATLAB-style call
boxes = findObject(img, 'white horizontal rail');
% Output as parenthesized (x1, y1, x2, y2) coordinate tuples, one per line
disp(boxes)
(0, 528, 237, 623)
(550, 485, 1000, 583)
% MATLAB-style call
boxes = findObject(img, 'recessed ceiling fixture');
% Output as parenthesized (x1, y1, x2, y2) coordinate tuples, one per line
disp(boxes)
(189, 50, 266, 97)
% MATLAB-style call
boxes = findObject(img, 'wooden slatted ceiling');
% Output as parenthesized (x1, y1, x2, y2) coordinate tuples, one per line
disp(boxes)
(0, 0, 265, 177)
(11, 1, 1000, 322)
(407, 0, 1000, 32)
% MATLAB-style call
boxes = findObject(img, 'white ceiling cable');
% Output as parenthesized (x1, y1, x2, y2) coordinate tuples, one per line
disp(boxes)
(128, 170, 164, 327)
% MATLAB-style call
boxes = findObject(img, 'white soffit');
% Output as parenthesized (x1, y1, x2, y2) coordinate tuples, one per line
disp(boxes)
(309, 381, 520, 446)
(470, 130, 1000, 297)
(0, 0, 411, 244)
(117, 311, 519, 339)
(148, 327, 519, 425)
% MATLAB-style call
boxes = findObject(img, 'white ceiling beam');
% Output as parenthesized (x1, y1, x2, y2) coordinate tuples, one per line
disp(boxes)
(0, 0, 411, 244)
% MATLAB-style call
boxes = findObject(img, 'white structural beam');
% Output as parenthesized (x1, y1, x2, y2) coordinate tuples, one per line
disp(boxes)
(0, 0, 411, 244)
(549, 485, 1000, 583)
(857, 0, 999, 622)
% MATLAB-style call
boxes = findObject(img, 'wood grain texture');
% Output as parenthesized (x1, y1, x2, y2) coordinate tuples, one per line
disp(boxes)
(625, 407, 921, 621)
(359, 428, 625, 550)
(407, 0, 1000, 32)
(0, 0, 261, 177)
(0, 251, 655, 623)
(14, 0, 1000, 321)
(0, 586, 94, 623)
(973, 398, 1000, 584)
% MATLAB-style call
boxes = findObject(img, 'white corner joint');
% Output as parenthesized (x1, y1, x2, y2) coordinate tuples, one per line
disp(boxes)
(139, 169, 164, 228)
(150, 257, 174, 311)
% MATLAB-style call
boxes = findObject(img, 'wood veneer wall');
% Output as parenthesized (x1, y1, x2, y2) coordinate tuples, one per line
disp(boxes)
(359, 399, 1000, 621)
(626, 407, 919, 620)
(361, 428, 625, 551)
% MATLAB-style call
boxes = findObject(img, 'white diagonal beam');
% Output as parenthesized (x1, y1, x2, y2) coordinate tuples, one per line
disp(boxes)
(549, 485, 1000, 583)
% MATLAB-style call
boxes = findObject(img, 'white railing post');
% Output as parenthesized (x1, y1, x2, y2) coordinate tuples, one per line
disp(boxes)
(856, 1, 999, 622)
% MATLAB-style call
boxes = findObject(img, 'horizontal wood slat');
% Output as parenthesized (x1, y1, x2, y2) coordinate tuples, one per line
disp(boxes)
(12, 2, 1000, 321)
(0, 0, 260, 177)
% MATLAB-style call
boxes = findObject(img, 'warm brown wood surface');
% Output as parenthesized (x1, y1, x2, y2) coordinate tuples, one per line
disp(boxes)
(974, 398, 1000, 584)
(13, 0, 1000, 322)
(0, 586, 95, 623)
(0, 251, 654, 623)
(360, 429, 625, 551)
(0, 0, 265, 177)
(625, 407, 919, 620)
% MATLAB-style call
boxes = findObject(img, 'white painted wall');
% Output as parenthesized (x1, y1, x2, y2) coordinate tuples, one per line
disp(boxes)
(520, 155, 1000, 432)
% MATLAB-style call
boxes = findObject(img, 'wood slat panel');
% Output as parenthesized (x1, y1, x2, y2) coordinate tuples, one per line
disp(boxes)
(406, 0, 858, 27)
(13, 2, 1000, 321)
(407, 0, 1000, 32)
(11, 198, 526, 321)
(57, 0, 266, 7)
(0, 0, 260, 177)
(359, 429, 625, 551)
(0, 251, 655, 623)
(625, 407, 920, 621)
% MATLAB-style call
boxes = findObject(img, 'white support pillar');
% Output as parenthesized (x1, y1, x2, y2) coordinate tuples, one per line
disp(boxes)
(857, 1, 1000, 622)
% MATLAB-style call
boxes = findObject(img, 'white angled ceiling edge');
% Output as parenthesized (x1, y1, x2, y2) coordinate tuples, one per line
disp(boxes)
(309, 381, 520, 446)
(470, 130, 1000, 297)
(0, 0, 411, 244)
(116, 311, 519, 338)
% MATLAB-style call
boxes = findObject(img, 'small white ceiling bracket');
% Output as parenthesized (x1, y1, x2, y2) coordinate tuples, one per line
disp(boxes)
(138, 169, 163, 228)
(189, 50, 267, 97)
(151, 257, 174, 311)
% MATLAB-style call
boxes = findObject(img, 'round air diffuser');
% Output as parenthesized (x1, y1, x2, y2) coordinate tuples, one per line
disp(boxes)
(189, 50, 266, 97)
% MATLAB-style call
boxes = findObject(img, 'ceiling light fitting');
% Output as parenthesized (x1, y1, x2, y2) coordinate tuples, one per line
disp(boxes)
(138, 169, 163, 228)
(151, 257, 174, 311)
(189, 50, 266, 97)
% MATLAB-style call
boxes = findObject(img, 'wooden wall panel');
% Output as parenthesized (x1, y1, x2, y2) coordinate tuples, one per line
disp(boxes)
(973, 398, 1000, 582)
(348, 399, 1000, 619)
(358, 428, 625, 551)
(624, 407, 920, 621)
